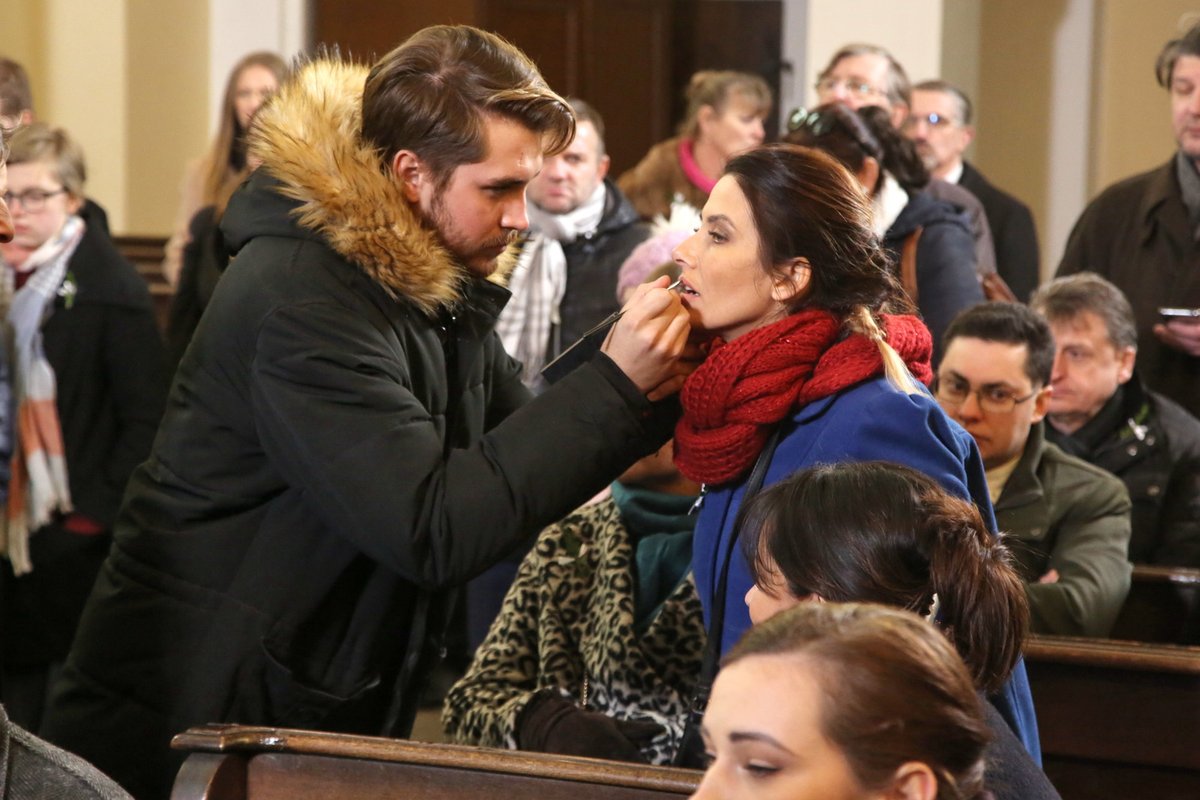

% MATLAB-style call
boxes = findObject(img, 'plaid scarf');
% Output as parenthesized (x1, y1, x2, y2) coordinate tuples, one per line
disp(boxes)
(0, 215, 83, 575)
(495, 182, 607, 387)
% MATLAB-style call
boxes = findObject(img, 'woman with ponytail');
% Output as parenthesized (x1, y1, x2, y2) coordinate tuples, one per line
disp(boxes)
(734, 461, 1060, 799)
(670, 143, 1038, 760)
(785, 102, 984, 364)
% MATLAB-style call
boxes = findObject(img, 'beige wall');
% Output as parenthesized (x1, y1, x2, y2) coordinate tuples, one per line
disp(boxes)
(126, 0, 209, 236)
(801, 0, 944, 110)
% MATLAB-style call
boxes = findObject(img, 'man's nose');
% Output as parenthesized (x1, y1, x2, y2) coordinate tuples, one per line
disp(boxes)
(957, 390, 984, 419)
(502, 195, 529, 232)
(1050, 350, 1067, 383)
(544, 156, 567, 179)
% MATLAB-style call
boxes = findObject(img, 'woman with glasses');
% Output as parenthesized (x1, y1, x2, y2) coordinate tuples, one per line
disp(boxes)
(618, 71, 771, 222)
(736, 460, 1061, 800)
(785, 102, 983, 365)
(670, 143, 1039, 761)
(0, 123, 167, 729)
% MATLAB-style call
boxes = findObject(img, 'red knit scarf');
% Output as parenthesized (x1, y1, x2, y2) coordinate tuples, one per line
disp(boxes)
(674, 310, 933, 485)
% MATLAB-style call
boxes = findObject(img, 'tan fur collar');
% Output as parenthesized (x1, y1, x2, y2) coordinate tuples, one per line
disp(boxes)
(247, 58, 516, 315)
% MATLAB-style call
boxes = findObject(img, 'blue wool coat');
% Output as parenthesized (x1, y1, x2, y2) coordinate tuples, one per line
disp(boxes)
(691, 375, 1041, 761)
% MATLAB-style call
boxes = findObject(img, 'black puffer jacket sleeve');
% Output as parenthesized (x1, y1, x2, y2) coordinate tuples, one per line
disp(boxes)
(250, 299, 671, 588)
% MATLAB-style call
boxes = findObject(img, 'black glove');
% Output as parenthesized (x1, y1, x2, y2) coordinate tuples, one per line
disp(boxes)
(515, 690, 664, 763)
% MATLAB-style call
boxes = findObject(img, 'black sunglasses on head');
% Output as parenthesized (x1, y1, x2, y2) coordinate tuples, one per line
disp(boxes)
(786, 106, 880, 159)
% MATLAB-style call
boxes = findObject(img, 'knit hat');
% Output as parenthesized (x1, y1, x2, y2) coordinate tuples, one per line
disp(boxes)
(616, 228, 691, 302)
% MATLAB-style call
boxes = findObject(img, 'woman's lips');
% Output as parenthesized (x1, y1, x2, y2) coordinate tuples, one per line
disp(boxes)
(679, 279, 701, 297)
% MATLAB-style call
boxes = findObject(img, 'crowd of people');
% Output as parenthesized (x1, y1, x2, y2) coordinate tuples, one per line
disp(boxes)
(0, 15, 1198, 800)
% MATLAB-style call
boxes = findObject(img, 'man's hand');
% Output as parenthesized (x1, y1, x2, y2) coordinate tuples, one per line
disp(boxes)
(602, 277, 691, 396)
(1153, 319, 1200, 357)
(1038, 569, 1060, 584)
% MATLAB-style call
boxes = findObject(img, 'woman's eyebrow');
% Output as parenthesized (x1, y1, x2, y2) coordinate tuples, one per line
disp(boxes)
(729, 730, 796, 754)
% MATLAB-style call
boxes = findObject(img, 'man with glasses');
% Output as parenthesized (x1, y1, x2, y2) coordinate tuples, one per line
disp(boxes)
(1032, 274, 1200, 567)
(937, 302, 1132, 637)
(908, 80, 1039, 302)
(813, 44, 997, 280)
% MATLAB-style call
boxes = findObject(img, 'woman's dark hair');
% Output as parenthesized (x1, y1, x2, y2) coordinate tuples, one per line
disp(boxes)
(739, 460, 1028, 693)
(726, 602, 992, 800)
(723, 143, 905, 319)
(723, 144, 918, 390)
(784, 102, 929, 194)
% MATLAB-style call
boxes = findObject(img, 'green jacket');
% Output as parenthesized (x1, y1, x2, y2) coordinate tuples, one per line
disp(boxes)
(996, 422, 1132, 637)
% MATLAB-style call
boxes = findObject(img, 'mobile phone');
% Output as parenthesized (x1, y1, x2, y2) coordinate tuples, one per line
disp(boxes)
(1158, 307, 1200, 320)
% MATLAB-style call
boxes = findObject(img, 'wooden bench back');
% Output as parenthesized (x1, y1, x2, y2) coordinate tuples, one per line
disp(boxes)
(1109, 565, 1200, 645)
(112, 234, 171, 332)
(1024, 634, 1200, 799)
(170, 725, 703, 800)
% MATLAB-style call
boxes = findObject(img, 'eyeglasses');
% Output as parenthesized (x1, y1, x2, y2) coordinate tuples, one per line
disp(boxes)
(934, 377, 1038, 414)
(3, 188, 67, 212)
(786, 106, 880, 159)
(814, 77, 885, 101)
(902, 112, 958, 131)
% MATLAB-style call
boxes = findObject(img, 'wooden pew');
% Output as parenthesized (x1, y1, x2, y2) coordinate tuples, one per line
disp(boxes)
(1024, 634, 1200, 800)
(1109, 565, 1200, 645)
(170, 724, 703, 800)
(112, 234, 172, 332)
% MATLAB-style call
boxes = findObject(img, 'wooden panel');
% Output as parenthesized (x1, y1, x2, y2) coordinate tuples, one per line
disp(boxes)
(580, 0, 675, 174)
(113, 233, 171, 333)
(674, 1, 783, 137)
(481, 0, 583, 98)
(1024, 635, 1200, 799)
(311, 0, 482, 62)
(1110, 565, 1200, 645)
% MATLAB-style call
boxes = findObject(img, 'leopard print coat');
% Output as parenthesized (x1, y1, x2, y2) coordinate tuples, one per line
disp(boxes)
(442, 497, 706, 765)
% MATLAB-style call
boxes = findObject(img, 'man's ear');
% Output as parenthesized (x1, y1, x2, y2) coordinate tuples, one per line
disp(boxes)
(391, 150, 425, 203)
(960, 124, 976, 150)
(596, 153, 611, 181)
(889, 102, 909, 131)
(1116, 346, 1136, 385)
(1031, 384, 1053, 424)
(881, 762, 938, 800)
(771, 257, 812, 304)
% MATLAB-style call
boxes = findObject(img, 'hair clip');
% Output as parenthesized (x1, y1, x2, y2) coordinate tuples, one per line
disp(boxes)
(924, 592, 941, 622)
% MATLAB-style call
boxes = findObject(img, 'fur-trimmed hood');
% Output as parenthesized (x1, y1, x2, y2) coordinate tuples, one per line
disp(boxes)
(243, 57, 515, 315)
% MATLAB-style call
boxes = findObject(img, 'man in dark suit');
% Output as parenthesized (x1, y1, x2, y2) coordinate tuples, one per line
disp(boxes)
(907, 80, 1040, 302)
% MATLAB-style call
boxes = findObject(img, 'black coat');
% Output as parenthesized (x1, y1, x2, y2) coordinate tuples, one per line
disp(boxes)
(1046, 376, 1200, 566)
(164, 205, 229, 373)
(959, 161, 1040, 303)
(41, 58, 673, 800)
(2, 221, 167, 670)
(552, 179, 649, 354)
(883, 191, 985, 364)
(1057, 157, 1200, 419)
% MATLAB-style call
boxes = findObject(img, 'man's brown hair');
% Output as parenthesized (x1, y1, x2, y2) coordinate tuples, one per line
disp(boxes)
(361, 25, 574, 189)
(0, 58, 34, 122)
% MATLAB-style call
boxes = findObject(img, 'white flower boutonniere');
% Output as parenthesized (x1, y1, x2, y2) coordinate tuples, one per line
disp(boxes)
(58, 272, 77, 309)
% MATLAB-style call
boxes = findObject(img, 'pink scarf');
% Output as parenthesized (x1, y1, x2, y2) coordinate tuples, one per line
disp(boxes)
(677, 139, 718, 195)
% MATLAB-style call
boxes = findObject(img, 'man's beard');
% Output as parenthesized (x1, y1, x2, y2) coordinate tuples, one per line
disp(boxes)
(428, 187, 514, 274)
